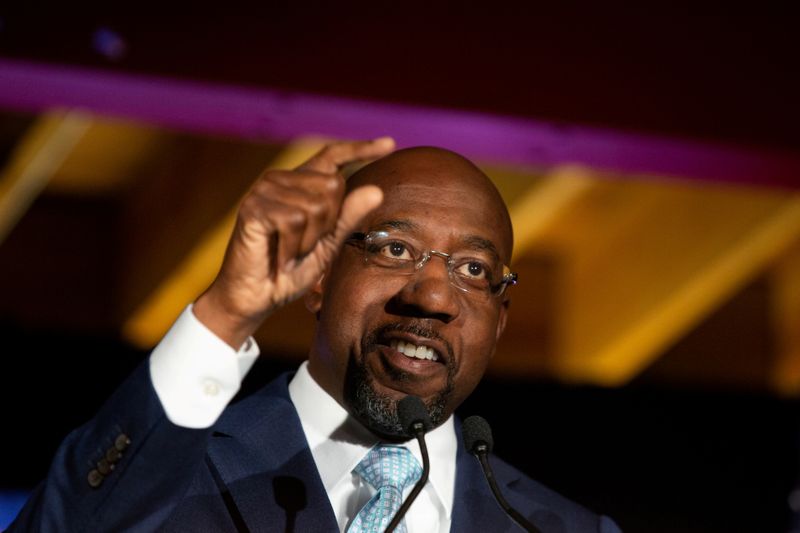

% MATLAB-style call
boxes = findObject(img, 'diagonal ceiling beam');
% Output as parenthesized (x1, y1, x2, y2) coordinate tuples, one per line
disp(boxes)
(506, 164, 596, 262)
(556, 186, 800, 386)
(48, 117, 172, 194)
(770, 239, 800, 396)
(0, 109, 91, 244)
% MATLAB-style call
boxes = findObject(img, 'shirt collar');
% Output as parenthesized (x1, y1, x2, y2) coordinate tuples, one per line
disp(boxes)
(288, 361, 456, 519)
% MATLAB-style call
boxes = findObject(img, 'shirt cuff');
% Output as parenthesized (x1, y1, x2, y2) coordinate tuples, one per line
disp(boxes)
(149, 304, 260, 428)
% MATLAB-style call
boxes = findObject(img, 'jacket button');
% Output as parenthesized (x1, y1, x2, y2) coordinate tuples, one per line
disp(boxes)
(114, 433, 131, 451)
(106, 447, 122, 463)
(96, 458, 113, 475)
(88, 469, 104, 488)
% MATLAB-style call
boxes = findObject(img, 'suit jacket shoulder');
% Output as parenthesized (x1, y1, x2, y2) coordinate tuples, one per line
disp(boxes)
(10, 361, 218, 532)
(451, 420, 622, 533)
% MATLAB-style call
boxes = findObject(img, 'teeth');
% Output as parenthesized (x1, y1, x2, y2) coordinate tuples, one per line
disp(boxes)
(390, 339, 439, 362)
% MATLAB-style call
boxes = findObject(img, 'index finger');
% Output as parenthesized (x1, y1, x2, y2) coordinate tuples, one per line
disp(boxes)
(297, 137, 396, 175)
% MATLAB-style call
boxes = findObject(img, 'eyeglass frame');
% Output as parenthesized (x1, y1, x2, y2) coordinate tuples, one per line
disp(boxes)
(346, 230, 518, 299)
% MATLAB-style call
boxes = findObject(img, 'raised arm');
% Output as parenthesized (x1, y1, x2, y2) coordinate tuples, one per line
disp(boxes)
(194, 137, 394, 348)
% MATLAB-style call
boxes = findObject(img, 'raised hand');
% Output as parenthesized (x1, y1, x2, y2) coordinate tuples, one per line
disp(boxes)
(193, 137, 395, 348)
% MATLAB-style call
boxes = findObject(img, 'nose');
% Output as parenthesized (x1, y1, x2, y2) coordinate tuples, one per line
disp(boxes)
(390, 252, 461, 322)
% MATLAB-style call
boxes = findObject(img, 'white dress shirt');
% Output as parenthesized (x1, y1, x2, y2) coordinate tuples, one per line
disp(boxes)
(150, 306, 456, 532)
(149, 305, 260, 428)
(289, 361, 455, 532)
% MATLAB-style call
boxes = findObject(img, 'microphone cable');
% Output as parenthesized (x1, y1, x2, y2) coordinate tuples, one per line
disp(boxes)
(463, 415, 541, 533)
(385, 395, 432, 533)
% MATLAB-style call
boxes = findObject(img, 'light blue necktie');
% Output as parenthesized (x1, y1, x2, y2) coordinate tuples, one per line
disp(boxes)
(348, 445, 423, 533)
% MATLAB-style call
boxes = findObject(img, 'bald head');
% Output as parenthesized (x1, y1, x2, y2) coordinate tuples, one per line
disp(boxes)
(347, 146, 514, 262)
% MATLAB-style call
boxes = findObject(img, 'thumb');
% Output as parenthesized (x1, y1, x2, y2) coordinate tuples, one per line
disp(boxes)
(332, 185, 384, 244)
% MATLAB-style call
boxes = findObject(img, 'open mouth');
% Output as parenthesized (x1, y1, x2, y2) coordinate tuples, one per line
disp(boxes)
(363, 323, 453, 377)
(389, 338, 440, 362)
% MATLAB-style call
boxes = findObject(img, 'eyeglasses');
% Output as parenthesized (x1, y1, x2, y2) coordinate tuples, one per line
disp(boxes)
(347, 230, 518, 300)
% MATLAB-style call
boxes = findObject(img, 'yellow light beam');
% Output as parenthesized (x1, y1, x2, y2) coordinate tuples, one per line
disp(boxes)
(770, 238, 800, 396)
(49, 117, 169, 194)
(564, 196, 800, 386)
(122, 137, 329, 348)
(507, 164, 596, 260)
(0, 109, 92, 244)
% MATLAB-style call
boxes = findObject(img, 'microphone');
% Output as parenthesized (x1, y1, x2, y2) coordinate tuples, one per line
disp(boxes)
(385, 395, 432, 533)
(463, 416, 541, 533)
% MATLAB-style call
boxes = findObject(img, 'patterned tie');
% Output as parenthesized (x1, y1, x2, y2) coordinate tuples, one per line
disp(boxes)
(348, 445, 423, 533)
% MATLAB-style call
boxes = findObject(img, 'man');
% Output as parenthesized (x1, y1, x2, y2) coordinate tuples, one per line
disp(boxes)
(11, 138, 620, 532)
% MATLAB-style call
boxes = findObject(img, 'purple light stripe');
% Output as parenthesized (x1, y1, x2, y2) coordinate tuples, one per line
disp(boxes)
(1, 57, 798, 188)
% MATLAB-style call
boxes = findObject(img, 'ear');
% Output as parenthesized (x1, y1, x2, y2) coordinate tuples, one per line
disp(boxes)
(495, 297, 510, 343)
(303, 273, 326, 315)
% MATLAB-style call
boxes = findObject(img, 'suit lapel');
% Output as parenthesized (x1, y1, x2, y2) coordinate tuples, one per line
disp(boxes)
(202, 377, 564, 532)
(206, 374, 339, 532)
(451, 420, 564, 533)
(450, 424, 517, 532)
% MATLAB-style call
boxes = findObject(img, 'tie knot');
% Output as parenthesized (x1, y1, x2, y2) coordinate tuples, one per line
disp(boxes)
(355, 445, 422, 492)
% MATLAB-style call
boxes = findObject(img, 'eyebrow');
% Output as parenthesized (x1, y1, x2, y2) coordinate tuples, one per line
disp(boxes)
(374, 219, 419, 232)
(374, 219, 501, 260)
(463, 235, 501, 261)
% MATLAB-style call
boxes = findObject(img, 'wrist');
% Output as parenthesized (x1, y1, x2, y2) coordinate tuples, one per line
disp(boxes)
(193, 287, 264, 350)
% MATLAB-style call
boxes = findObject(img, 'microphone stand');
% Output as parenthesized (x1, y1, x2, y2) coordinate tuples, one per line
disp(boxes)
(385, 418, 430, 533)
(473, 441, 541, 533)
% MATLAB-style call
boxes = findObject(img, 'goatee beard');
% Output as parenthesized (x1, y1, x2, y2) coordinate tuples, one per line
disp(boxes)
(343, 322, 455, 440)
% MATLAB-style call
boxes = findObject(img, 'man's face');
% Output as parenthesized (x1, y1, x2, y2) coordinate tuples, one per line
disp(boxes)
(306, 148, 513, 439)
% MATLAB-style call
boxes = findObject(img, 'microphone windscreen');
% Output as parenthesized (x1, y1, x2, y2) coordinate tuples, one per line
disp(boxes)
(462, 415, 494, 454)
(397, 395, 432, 434)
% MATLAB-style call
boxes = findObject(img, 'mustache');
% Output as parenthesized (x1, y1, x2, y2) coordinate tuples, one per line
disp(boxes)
(363, 321, 455, 365)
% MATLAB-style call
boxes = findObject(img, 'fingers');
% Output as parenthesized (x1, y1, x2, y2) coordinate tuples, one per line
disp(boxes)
(298, 137, 395, 175)
(239, 137, 393, 277)
(254, 137, 393, 268)
(296, 184, 384, 283)
(277, 184, 384, 277)
(331, 184, 384, 246)
(246, 171, 343, 270)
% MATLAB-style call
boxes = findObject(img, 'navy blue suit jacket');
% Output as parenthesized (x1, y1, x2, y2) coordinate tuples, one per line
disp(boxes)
(12, 363, 620, 532)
